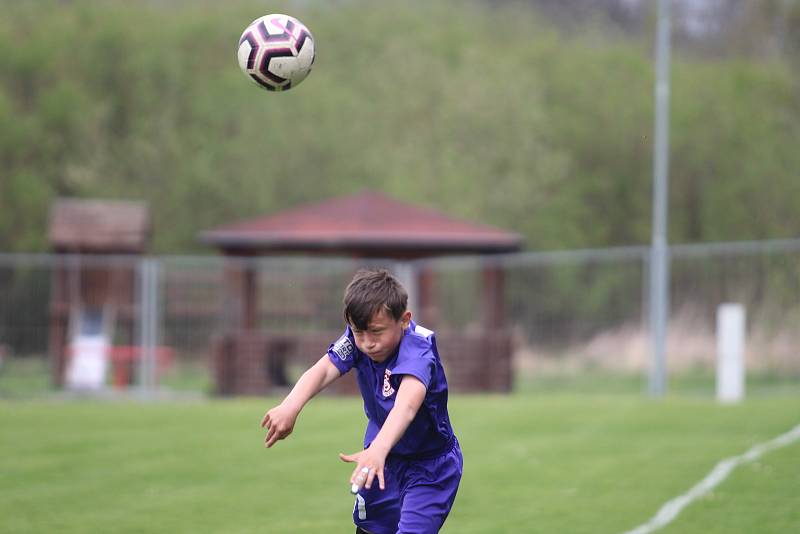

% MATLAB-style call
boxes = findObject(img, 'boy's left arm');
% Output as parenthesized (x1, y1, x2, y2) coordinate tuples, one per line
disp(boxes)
(339, 374, 426, 491)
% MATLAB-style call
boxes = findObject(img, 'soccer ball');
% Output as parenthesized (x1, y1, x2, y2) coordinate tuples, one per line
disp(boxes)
(237, 14, 315, 92)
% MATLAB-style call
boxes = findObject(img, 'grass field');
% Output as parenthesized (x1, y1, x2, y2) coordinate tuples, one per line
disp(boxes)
(1, 392, 799, 533)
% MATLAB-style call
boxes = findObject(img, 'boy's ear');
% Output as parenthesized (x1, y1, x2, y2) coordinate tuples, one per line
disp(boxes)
(401, 310, 412, 328)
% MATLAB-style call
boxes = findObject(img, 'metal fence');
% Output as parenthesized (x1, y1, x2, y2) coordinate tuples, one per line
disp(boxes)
(1, 239, 798, 398)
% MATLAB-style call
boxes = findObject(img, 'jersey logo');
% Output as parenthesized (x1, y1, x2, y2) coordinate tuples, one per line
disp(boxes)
(382, 369, 395, 398)
(332, 337, 354, 361)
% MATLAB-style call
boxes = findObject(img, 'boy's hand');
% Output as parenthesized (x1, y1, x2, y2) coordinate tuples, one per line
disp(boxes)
(339, 376, 425, 493)
(339, 448, 387, 491)
(260, 402, 300, 448)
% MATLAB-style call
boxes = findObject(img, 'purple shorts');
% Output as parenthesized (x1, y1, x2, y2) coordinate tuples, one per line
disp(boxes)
(352, 440, 463, 534)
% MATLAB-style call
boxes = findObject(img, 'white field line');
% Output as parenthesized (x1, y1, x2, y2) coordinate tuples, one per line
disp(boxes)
(622, 422, 800, 534)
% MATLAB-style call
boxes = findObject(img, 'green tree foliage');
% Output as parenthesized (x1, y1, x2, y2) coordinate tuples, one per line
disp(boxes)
(0, 0, 798, 252)
(670, 59, 800, 242)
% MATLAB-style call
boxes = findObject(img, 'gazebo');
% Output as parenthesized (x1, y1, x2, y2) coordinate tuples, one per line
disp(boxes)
(48, 198, 151, 389)
(200, 191, 523, 395)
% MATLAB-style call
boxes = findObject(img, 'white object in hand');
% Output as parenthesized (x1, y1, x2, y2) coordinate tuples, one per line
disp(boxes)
(350, 467, 370, 494)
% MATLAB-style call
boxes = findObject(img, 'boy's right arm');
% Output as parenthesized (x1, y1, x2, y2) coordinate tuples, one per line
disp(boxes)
(260, 355, 341, 447)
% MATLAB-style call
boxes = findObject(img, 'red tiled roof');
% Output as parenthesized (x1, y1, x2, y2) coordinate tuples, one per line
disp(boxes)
(200, 191, 522, 256)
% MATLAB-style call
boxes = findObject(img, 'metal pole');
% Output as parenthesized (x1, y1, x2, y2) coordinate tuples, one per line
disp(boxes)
(393, 261, 418, 314)
(649, 0, 671, 396)
(138, 258, 159, 396)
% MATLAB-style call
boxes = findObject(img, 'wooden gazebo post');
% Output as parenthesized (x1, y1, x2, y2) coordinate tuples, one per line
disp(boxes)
(416, 266, 439, 328)
(216, 254, 269, 395)
(481, 263, 512, 390)
(221, 257, 259, 332)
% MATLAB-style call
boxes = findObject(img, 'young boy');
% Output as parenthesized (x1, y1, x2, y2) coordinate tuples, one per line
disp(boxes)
(261, 268, 463, 534)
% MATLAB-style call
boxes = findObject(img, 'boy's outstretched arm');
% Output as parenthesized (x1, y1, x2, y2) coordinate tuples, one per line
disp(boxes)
(340, 375, 426, 491)
(261, 355, 341, 448)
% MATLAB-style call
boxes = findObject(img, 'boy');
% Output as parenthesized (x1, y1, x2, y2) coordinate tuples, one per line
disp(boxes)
(261, 268, 463, 534)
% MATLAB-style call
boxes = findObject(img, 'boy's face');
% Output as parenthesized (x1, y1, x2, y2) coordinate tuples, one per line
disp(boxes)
(350, 308, 412, 363)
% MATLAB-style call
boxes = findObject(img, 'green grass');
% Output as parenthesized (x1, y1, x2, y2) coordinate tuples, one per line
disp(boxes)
(1, 393, 799, 533)
(662, 442, 800, 533)
(0, 357, 213, 399)
(0, 357, 51, 398)
(515, 368, 800, 397)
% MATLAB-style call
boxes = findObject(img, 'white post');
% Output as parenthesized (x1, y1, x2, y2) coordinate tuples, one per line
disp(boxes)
(716, 303, 745, 404)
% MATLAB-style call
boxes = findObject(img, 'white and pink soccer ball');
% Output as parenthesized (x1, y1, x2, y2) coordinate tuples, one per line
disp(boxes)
(237, 14, 315, 92)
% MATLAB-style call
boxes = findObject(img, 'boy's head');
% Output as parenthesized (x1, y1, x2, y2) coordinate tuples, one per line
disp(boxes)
(344, 268, 411, 362)
(344, 268, 408, 330)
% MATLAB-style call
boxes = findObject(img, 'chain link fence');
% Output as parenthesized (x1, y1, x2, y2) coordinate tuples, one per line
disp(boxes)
(1, 239, 798, 398)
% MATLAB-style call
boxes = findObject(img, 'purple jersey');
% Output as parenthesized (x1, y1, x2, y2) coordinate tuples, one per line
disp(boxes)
(327, 321, 456, 459)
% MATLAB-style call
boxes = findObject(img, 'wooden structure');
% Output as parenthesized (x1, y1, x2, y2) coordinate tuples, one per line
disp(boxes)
(48, 198, 150, 387)
(200, 191, 523, 395)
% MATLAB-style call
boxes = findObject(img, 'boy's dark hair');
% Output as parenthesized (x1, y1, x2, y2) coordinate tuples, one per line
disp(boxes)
(343, 268, 408, 330)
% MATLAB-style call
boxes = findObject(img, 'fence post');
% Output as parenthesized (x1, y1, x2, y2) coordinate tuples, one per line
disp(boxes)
(138, 258, 160, 396)
(716, 303, 745, 404)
